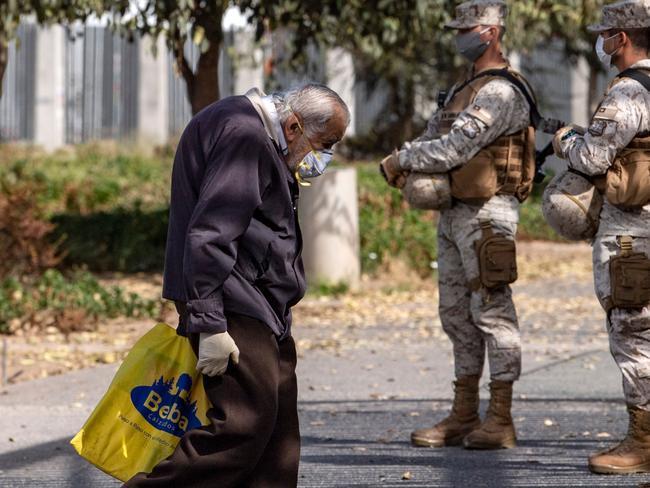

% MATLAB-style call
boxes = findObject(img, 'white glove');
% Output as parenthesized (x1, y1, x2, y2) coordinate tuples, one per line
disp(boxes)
(197, 332, 240, 377)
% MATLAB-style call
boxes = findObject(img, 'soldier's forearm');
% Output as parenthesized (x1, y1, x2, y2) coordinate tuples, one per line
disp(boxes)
(566, 139, 614, 176)
(399, 141, 465, 173)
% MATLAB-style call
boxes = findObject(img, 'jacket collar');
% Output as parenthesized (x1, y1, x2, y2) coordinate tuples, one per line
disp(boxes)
(245, 88, 289, 156)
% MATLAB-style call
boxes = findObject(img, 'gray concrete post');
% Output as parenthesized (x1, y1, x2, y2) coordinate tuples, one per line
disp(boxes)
(232, 30, 264, 95)
(34, 26, 65, 150)
(326, 48, 356, 136)
(298, 167, 361, 289)
(138, 36, 169, 145)
(570, 57, 591, 128)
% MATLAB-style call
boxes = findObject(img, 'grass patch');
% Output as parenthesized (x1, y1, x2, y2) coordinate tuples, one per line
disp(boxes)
(0, 269, 160, 334)
(518, 181, 564, 241)
(307, 281, 350, 297)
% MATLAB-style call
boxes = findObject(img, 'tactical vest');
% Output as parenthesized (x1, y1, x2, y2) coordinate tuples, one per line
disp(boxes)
(439, 69, 537, 204)
(592, 68, 650, 209)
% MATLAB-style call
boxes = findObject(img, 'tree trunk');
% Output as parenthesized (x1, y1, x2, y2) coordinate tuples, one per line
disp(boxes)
(176, 12, 224, 115)
(188, 37, 222, 115)
(0, 37, 8, 100)
(385, 74, 416, 149)
(401, 77, 416, 141)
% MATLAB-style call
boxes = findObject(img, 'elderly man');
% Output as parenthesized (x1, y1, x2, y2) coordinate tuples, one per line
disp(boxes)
(382, 0, 538, 450)
(553, 0, 650, 474)
(123, 83, 349, 487)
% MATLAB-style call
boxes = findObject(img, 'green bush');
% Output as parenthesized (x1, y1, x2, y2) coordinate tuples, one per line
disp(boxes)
(0, 144, 171, 215)
(357, 163, 437, 276)
(518, 194, 563, 241)
(52, 207, 169, 272)
(517, 176, 564, 241)
(0, 269, 160, 334)
(0, 145, 171, 272)
(0, 170, 62, 279)
(0, 145, 561, 278)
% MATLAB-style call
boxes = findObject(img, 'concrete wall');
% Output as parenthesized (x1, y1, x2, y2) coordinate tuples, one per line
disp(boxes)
(34, 26, 65, 150)
(138, 36, 169, 145)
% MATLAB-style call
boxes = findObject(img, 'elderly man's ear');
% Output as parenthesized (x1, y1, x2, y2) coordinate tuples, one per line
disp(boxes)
(283, 114, 302, 144)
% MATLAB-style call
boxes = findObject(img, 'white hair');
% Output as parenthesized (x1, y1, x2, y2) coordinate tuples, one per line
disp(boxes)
(273, 83, 350, 138)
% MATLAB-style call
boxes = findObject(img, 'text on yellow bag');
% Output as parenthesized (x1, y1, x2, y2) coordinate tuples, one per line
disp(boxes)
(71, 323, 210, 482)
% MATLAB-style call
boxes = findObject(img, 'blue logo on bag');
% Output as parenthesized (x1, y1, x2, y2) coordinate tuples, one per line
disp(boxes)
(130, 373, 202, 437)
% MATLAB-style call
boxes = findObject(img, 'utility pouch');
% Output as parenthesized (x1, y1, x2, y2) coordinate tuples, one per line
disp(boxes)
(605, 149, 650, 209)
(515, 125, 536, 203)
(473, 220, 518, 290)
(609, 236, 650, 309)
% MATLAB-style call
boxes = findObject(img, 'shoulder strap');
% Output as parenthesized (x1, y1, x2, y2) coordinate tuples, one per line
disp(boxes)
(447, 68, 542, 128)
(617, 68, 650, 92)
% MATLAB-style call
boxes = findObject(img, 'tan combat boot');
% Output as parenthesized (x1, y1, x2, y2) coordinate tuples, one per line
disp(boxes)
(589, 406, 650, 474)
(411, 375, 480, 447)
(463, 380, 516, 449)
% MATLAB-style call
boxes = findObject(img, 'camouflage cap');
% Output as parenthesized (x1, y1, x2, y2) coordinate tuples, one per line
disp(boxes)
(588, 0, 650, 32)
(444, 0, 508, 29)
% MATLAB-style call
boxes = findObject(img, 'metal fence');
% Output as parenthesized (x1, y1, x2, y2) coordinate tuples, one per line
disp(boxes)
(0, 24, 37, 142)
(64, 26, 139, 144)
(1, 23, 241, 145)
(0, 22, 608, 148)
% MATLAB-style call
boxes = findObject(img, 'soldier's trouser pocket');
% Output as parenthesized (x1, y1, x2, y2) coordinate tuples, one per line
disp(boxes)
(610, 251, 650, 309)
(474, 221, 518, 290)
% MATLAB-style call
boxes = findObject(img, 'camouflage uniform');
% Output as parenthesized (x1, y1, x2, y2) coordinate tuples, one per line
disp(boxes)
(398, 71, 530, 382)
(559, 58, 650, 410)
(552, 1, 650, 475)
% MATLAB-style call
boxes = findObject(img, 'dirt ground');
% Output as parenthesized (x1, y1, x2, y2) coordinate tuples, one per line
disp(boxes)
(0, 241, 596, 386)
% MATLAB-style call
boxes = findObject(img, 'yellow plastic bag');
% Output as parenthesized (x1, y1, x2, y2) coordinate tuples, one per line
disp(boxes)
(71, 323, 211, 482)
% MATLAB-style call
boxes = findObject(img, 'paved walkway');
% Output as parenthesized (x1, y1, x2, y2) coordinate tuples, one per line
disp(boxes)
(2, 346, 649, 487)
(2, 262, 650, 487)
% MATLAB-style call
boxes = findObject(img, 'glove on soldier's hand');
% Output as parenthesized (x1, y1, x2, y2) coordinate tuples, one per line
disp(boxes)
(552, 125, 585, 159)
(197, 332, 240, 377)
(380, 149, 407, 189)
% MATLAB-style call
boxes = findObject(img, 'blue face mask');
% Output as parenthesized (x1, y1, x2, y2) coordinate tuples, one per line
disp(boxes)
(296, 149, 334, 181)
(293, 117, 335, 186)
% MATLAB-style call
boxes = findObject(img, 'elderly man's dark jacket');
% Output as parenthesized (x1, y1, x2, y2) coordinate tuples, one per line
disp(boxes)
(162, 95, 306, 339)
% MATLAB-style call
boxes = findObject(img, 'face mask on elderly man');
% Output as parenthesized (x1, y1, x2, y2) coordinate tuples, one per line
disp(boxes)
(293, 118, 335, 186)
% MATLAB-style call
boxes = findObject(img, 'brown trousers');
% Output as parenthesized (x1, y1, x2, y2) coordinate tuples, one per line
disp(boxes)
(122, 314, 300, 488)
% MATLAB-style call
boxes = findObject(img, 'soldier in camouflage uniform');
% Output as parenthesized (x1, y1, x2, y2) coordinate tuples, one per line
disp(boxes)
(553, 0, 650, 474)
(382, 0, 537, 450)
